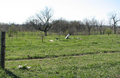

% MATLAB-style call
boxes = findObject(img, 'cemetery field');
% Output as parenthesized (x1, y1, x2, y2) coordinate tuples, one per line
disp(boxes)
(5, 32, 120, 60)
(0, 32, 120, 77)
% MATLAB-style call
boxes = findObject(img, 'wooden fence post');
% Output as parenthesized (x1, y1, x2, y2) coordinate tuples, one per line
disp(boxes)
(0, 32, 5, 69)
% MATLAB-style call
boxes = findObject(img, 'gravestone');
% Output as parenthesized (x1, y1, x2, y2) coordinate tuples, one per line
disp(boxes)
(65, 34, 70, 39)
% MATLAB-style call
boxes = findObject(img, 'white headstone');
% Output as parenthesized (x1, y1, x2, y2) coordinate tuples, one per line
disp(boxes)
(65, 34, 70, 39)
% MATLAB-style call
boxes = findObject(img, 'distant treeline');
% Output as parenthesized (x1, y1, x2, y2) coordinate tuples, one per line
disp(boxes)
(0, 19, 120, 35)
(1, 7, 120, 36)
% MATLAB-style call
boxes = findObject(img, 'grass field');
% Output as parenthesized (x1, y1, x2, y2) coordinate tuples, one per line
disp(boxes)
(0, 32, 120, 78)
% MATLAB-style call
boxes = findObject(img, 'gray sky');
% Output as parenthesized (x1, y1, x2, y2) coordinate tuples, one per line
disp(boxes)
(0, 0, 120, 24)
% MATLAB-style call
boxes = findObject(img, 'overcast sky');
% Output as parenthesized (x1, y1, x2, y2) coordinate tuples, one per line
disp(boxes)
(0, 0, 120, 24)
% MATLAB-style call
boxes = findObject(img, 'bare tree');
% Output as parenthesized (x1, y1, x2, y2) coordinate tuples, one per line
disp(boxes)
(110, 12, 120, 34)
(29, 7, 53, 36)
(99, 20, 104, 35)
(91, 18, 98, 35)
(84, 18, 97, 35)
(84, 18, 91, 35)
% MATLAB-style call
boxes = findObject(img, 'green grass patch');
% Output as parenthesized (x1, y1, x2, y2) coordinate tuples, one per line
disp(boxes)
(2, 32, 120, 77)
(5, 52, 120, 78)
(5, 32, 120, 60)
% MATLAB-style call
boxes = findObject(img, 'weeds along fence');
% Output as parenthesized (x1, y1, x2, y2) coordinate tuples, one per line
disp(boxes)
(5, 31, 120, 61)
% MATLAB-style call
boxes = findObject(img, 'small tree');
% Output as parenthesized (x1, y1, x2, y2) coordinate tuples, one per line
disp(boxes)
(84, 18, 92, 35)
(105, 28, 112, 35)
(41, 33, 44, 42)
(8, 25, 18, 37)
(98, 20, 104, 35)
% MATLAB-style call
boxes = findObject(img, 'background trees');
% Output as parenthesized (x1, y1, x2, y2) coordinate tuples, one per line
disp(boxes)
(0, 10, 120, 36)
(51, 19, 85, 35)
(51, 19, 69, 35)
(83, 18, 93, 35)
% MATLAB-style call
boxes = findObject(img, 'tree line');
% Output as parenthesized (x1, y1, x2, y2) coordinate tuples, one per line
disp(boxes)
(0, 7, 120, 36)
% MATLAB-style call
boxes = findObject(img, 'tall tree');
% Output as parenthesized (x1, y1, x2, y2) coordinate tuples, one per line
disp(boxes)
(84, 18, 92, 35)
(99, 20, 104, 35)
(84, 18, 97, 35)
(29, 7, 53, 36)
(110, 13, 120, 34)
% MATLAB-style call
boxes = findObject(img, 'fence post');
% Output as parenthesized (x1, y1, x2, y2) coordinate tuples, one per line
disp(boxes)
(0, 32, 5, 69)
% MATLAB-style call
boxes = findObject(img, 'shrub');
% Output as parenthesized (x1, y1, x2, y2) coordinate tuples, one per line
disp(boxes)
(105, 28, 112, 35)
(8, 25, 18, 37)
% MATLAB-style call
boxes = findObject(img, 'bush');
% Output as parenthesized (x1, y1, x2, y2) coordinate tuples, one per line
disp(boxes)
(105, 28, 112, 35)
(8, 25, 18, 37)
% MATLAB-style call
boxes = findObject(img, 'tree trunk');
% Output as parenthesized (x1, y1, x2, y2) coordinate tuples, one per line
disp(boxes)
(100, 29, 102, 35)
(114, 25, 116, 34)
(103, 30, 105, 35)
(99, 26, 102, 35)
(44, 31, 47, 36)
(88, 28, 90, 35)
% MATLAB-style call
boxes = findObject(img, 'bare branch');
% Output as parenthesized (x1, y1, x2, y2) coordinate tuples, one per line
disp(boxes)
(30, 7, 54, 36)
(109, 12, 120, 34)
(36, 14, 44, 24)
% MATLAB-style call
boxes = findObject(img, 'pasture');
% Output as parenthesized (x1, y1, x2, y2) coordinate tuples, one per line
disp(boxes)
(1, 32, 120, 78)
